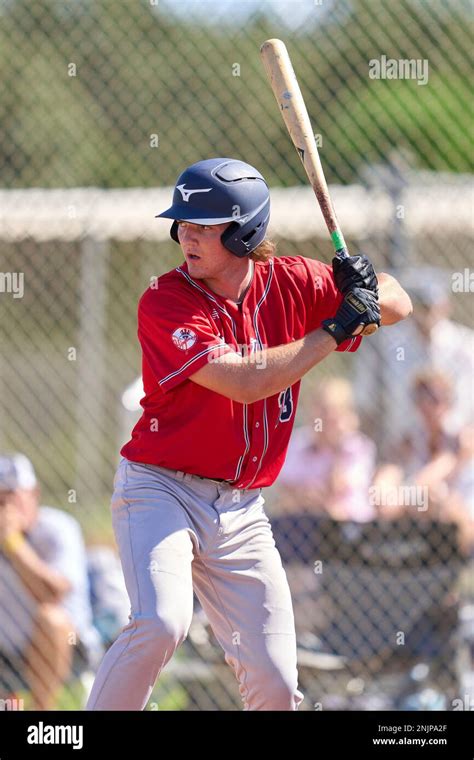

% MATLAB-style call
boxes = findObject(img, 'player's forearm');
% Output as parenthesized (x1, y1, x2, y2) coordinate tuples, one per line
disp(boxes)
(378, 272, 412, 325)
(192, 328, 336, 403)
(245, 328, 336, 402)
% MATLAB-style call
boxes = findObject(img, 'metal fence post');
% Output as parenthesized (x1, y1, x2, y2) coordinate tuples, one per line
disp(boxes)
(75, 236, 109, 507)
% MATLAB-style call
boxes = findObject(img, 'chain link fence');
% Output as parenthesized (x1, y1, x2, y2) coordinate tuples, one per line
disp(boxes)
(0, 0, 472, 711)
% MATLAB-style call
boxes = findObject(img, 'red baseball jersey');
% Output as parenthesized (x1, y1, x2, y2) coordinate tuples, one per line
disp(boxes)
(121, 255, 362, 489)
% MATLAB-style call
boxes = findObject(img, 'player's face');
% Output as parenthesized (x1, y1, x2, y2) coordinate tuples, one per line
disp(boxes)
(177, 221, 235, 278)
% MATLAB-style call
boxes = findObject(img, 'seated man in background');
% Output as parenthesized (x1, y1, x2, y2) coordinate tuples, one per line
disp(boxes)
(0, 454, 103, 710)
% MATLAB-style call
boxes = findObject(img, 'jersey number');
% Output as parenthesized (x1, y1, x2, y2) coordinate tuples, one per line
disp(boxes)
(278, 387, 293, 423)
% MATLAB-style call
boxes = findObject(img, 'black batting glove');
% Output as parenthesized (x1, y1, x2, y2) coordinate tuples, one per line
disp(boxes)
(322, 287, 381, 345)
(332, 251, 378, 295)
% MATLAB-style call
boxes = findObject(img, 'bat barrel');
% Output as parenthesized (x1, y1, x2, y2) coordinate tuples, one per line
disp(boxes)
(260, 38, 349, 258)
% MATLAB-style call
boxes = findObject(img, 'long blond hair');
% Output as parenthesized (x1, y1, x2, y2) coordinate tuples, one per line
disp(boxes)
(250, 239, 277, 262)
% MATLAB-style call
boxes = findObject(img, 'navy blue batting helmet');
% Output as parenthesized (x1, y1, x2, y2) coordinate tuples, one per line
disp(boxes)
(156, 158, 270, 257)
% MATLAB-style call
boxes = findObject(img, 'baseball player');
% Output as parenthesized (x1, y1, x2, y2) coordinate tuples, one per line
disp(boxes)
(86, 158, 412, 711)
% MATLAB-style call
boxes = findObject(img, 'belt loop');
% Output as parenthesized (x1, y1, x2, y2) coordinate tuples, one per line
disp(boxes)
(184, 472, 193, 483)
(175, 470, 185, 481)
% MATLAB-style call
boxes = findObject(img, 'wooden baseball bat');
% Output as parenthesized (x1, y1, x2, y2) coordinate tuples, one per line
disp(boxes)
(260, 38, 378, 334)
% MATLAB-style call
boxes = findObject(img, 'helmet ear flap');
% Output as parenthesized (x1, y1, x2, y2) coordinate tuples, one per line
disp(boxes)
(220, 221, 243, 255)
(221, 208, 270, 258)
(170, 220, 180, 243)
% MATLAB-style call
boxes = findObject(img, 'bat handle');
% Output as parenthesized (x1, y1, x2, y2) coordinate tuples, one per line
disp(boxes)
(330, 228, 379, 336)
(335, 246, 349, 259)
(330, 230, 349, 259)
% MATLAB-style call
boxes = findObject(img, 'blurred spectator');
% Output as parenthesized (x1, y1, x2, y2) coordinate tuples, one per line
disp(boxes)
(0, 454, 103, 709)
(398, 370, 474, 555)
(270, 374, 470, 676)
(275, 377, 377, 521)
(365, 371, 473, 688)
(396, 369, 460, 475)
(372, 369, 473, 553)
(354, 267, 474, 453)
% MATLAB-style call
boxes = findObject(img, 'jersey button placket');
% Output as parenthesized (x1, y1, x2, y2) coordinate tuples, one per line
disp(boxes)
(243, 400, 265, 483)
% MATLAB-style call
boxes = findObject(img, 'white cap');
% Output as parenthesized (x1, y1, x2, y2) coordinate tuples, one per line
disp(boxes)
(121, 376, 144, 412)
(0, 453, 38, 491)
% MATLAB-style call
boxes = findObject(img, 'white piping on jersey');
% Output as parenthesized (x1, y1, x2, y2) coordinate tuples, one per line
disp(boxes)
(343, 336, 357, 351)
(242, 258, 274, 488)
(177, 265, 249, 483)
(176, 262, 274, 487)
(159, 344, 219, 388)
(176, 267, 237, 336)
(233, 403, 250, 482)
(245, 397, 269, 489)
(252, 258, 274, 349)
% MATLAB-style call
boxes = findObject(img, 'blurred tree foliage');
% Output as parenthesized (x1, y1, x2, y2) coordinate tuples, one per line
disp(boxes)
(0, 0, 471, 188)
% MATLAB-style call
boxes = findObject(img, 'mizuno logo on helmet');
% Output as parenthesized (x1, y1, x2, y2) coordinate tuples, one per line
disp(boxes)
(177, 184, 212, 202)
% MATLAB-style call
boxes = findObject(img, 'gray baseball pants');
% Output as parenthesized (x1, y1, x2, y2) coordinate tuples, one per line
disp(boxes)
(86, 458, 303, 711)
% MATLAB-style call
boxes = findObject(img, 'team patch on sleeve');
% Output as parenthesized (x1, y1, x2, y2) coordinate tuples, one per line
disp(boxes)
(137, 285, 235, 393)
(171, 327, 197, 351)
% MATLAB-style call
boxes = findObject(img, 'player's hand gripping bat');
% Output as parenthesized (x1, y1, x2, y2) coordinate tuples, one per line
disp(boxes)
(260, 38, 379, 336)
